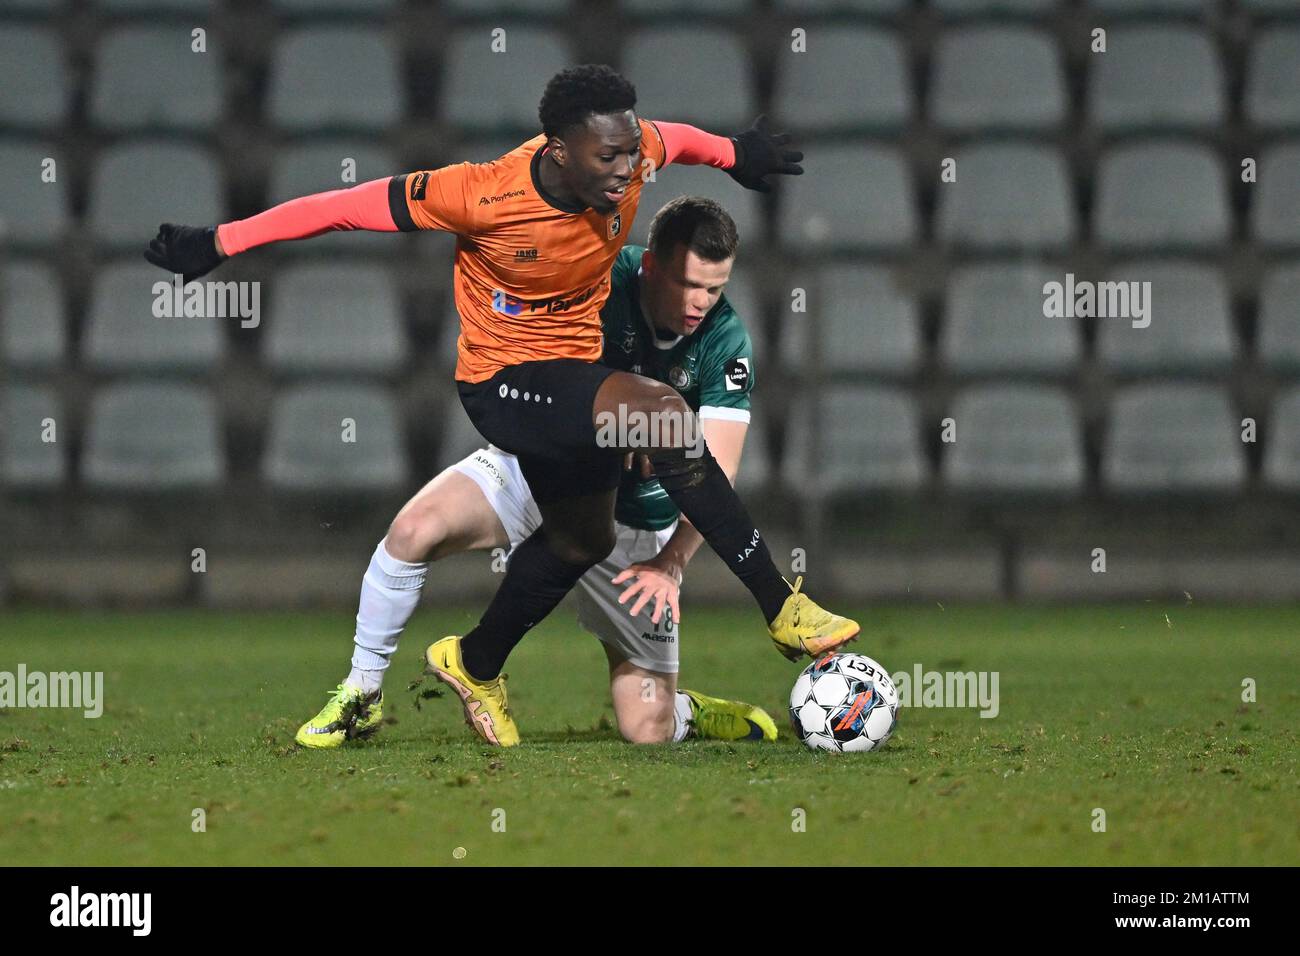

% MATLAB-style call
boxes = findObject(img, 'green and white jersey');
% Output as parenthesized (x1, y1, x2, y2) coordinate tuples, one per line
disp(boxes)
(602, 244, 755, 531)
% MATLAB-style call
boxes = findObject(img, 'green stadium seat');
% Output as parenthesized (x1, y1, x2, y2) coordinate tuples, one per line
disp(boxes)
(265, 262, 406, 376)
(0, 384, 64, 489)
(624, 27, 754, 130)
(1258, 264, 1300, 374)
(268, 27, 402, 133)
(1094, 141, 1228, 252)
(782, 385, 926, 495)
(778, 263, 920, 376)
(1247, 28, 1300, 131)
(84, 261, 226, 373)
(1263, 387, 1300, 491)
(0, 25, 69, 130)
(1096, 262, 1235, 377)
(442, 27, 572, 135)
(89, 140, 224, 250)
(931, 25, 1066, 132)
(272, 0, 399, 13)
(1089, 25, 1224, 133)
(90, 26, 223, 132)
(773, 0, 907, 14)
(265, 139, 397, 255)
(631, 161, 762, 252)
(941, 263, 1079, 377)
(936, 142, 1074, 252)
(1103, 383, 1244, 494)
(943, 385, 1084, 494)
(1, 260, 64, 371)
(773, 26, 910, 133)
(83, 382, 223, 491)
(1089, 0, 1208, 14)
(263, 384, 407, 491)
(1252, 141, 1300, 249)
(930, 0, 1060, 14)
(0, 141, 69, 249)
(781, 143, 917, 252)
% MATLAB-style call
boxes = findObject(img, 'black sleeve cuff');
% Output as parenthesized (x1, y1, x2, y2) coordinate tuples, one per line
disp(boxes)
(388, 174, 418, 232)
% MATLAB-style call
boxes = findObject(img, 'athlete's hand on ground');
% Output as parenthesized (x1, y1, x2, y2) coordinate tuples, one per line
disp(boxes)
(144, 223, 224, 282)
(727, 114, 804, 193)
(613, 559, 682, 626)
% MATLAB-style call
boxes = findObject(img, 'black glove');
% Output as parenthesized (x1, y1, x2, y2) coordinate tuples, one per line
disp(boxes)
(727, 114, 804, 193)
(144, 223, 223, 283)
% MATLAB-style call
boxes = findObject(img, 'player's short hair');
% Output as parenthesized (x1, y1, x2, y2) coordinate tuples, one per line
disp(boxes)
(539, 65, 638, 139)
(646, 196, 740, 263)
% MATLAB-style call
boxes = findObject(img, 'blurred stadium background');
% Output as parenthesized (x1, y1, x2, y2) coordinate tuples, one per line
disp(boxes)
(2, 0, 1299, 609)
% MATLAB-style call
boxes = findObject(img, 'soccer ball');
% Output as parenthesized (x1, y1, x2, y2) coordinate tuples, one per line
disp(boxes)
(789, 653, 899, 753)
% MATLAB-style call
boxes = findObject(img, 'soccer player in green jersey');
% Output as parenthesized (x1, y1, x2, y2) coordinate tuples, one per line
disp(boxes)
(297, 197, 778, 747)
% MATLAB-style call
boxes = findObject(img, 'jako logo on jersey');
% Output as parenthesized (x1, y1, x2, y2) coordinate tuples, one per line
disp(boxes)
(725, 357, 751, 391)
(608, 212, 622, 240)
(409, 172, 430, 201)
(479, 189, 526, 206)
(514, 248, 538, 260)
(492, 283, 602, 316)
(737, 528, 760, 562)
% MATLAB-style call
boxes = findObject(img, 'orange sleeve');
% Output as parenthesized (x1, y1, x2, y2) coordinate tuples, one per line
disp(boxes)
(390, 163, 477, 234)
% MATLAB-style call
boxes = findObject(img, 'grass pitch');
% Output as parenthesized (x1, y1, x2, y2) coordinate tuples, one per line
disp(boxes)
(0, 603, 1295, 866)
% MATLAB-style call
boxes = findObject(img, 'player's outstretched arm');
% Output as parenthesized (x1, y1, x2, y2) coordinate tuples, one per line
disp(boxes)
(656, 115, 803, 193)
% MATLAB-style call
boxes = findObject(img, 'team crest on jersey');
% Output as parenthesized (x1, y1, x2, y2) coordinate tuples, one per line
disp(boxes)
(668, 365, 691, 389)
(608, 212, 622, 240)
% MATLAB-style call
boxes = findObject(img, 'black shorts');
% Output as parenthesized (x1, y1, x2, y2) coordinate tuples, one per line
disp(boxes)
(458, 359, 622, 504)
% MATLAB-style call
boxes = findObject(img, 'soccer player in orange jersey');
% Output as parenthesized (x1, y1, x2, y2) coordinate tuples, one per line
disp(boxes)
(146, 65, 859, 747)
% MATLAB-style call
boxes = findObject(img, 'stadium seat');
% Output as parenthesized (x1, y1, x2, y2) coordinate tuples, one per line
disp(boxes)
(265, 262, 406, 376)
(718, 265, 761, 360)
(930, 0, 1060, 14)
(1242, 0, 1300, 14)
(777, 264, 920, 376)
(1252, 142, 1300, 249)
(773, 0, 908, 13)
(931, 26, 1066, 132)
(442, 28, 572, 134)
(272, 0, 400, 13)
(781, 143, 917, 252)
(631, 163, 762, 250)
(1089, 25, 1224, 133)
(941, 263, 1079, 377)
(437, 397, 489, 465)
(265, 139, 398, 254)
(943, 385, 1084, 494)
(0, 384, 64, 489)
(1247, 29, 1300, 130)
(1103, 384, 1244, 494)
(0, 25, 68, 130)
(0, 141, 69, 248)
(443, 0, 569, 14)
(1, 260, 64, 371)
(2, 0, 66, 12)
(95, 0, 215, 11)
(1259, 264, 1300, 373)
(268, 27, 402, 133)
(1096, 262, 1235, 376)
(624, 27, 754, 130)
(453, 136, 535, 165)
(263, 384, 407, 491)
(772, 27, 910, 133)
(935, 142, 1074, 252)
(90, 27, 222, 133)
(1089, 0, 1208, 13)
(621, 0, 747, 14)
(89, 141, 224, 250)
(1263, 386, 1300, 491)
(734, 413, 771, 494)
(1093, 141, 1228, 252)
(83, 261, 226, 373)
(82, 382, 223, 491)
(782, 385, 925, 495)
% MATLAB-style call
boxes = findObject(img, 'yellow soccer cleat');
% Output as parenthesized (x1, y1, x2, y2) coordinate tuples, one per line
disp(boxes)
(423, 636, 520, 747)
(767, 576, 860, 662)
(681, 689, 777, 742)
(295, 684, 383, 749)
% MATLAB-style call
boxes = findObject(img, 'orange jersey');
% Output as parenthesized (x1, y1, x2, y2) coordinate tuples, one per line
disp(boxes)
(396, 119, 669, 383)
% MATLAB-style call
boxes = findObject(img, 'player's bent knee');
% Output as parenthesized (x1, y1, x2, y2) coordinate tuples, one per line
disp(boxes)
(619, 711, 673, 745)
(386, 508, 446, 563)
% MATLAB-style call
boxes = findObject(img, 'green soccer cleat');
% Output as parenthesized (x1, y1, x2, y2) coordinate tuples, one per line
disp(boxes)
(681, 689, 777, 742)
(294, 684, 383, 749)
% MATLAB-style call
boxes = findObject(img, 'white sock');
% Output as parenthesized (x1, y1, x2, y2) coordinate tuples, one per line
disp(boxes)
(347, 537, 428, 694)
(672, 692, 693, 743)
